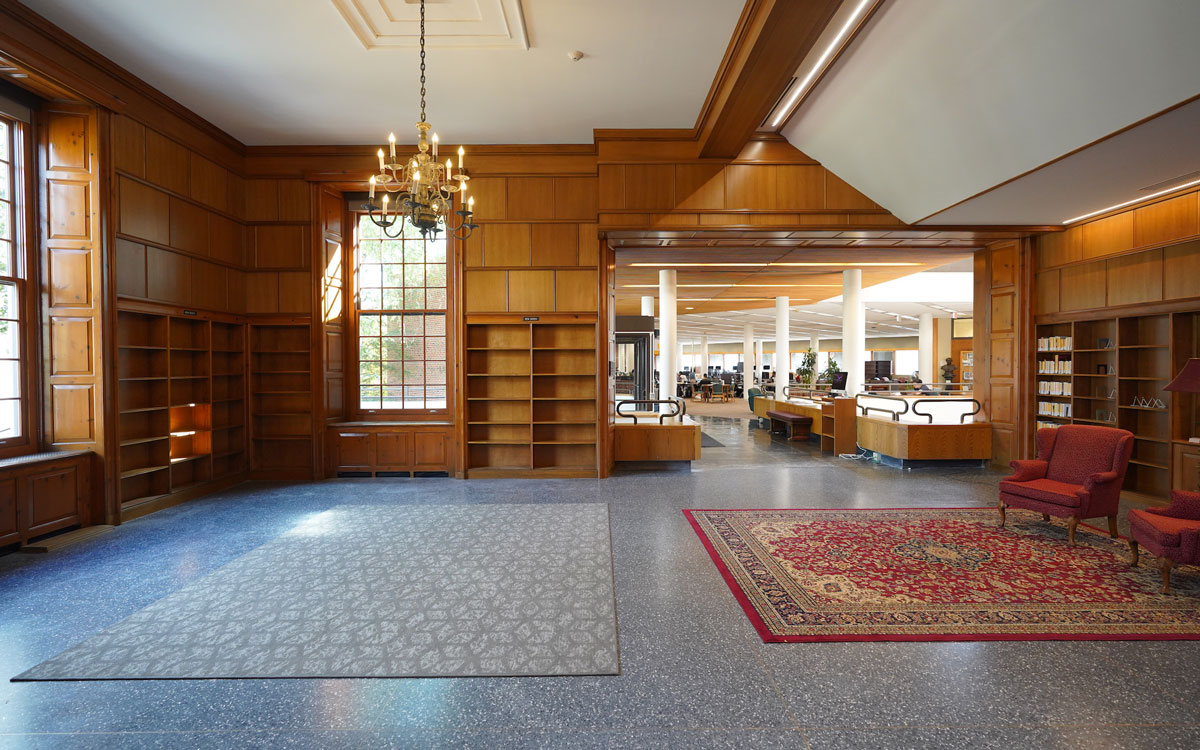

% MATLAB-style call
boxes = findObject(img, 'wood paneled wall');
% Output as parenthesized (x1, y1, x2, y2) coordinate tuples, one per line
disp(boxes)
(38, 104, 106, 505)
(596, 137, 898, 231)
(243, 178, 312, 315)
(972, 239, 1034, 467)
(1035, 188, 1200, 317)
(111, 113, 248, 312)
(319, 186, 345, 422)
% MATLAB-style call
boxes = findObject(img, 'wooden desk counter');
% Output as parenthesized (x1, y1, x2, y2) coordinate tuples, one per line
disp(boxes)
(856, 416, 992, 461)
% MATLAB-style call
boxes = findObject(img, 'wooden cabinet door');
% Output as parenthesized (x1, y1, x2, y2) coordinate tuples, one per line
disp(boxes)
(412, 431, 449, 470)
(0, 478, 18, 546)
(335, 432, 373, 469)
(24, 463, 83, 537)
(375, 432, 413, 468)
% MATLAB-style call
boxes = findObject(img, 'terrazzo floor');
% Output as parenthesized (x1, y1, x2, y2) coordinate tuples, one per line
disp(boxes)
(1, 415, 1197, 749)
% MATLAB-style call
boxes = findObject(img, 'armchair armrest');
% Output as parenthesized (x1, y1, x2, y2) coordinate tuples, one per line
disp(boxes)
(1080, 471, 1120, 492)
(1005, 459, 1048, 482)
(1146, 490, 1200, 520)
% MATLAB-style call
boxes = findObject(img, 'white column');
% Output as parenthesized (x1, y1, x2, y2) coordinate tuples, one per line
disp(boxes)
(658, 270, 676, 401)
(700, 335, 709, 374)
(640, 295, 654, 317)
(676, 340, 684, 376)
(842, 270, 865, 395)
(743, 324, 754, 399)
(775, 296, 789, 399)
(754, 340, 763, 382)
(918, 312, 934, 383)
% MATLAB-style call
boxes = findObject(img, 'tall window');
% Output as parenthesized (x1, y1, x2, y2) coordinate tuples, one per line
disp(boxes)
(353, 214, 448, 413)
(0, 114, 27, 448)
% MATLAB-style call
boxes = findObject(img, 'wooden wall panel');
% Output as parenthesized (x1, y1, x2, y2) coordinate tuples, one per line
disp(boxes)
(598, 165, 624, 210)
(253, 225, 308, 269)
(467, 177, 506, 220)
(39, 103, 107, 483)
(1036, 227, 1081, 268)
(146, 246, 191, 305)
(554, 178, 597, 220)
(208, 214, 243, 265)
(725, 165, 775, 210)
(775, 165, 824, 210)
(144, 129, 190, 195)
(623, 165, 674, 209)
(1059, 260, 1107, 311)
(825, 173, 877, 209)
(277, 180, 311, 221)
(245, 179, 278, 221)
(1034, 269, 1060, 315)
(189, 153, 228, 212)
(114, 238, 146, 298)
(245, 273, 279, 313)
(1133, 192, 1198, 249)
(168, 197, 209, 256)
(507, 177, 555, 220)
(464, 270, 507, 312)
(111, 114, 145, 178)
(1081, 212, 1133, 259)
(531, 224, 579, 267)
(277, 271, 311, 313)
(674, 163, 724, 210)
(1106, 249, 1162, 307)
(483, 223, 531, 266)
(1163, 240, 1200, 301)
(554, 270, 598, 312)
(118, 177, 169, 245)
(507, 270, 554, 311)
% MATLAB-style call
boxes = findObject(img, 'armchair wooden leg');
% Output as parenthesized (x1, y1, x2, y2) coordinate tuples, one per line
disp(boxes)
(1129, 539, 1139, 567)
(1067, 516, 1079, 546)
(997, 500, 1007, 528)
(1158, 557, 1174, 595)
(1041, 513, 1050, 522)
(1107, 516, 1119, 539)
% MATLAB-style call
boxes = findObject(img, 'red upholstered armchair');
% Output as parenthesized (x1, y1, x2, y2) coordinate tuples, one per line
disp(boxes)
(998, 425, 1134, 545)
(1129, 490, 1200, 594)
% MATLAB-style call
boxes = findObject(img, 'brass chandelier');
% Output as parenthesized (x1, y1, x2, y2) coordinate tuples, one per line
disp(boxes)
(364, 0, 477, 240)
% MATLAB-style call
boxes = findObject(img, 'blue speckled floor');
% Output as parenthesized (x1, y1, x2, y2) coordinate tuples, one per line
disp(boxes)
(1, 415, 1197, 749)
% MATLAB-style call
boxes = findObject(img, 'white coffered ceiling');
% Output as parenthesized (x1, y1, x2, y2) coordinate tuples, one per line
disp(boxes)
(780, 0, 1200, 226)
(21, 0, 743, 145)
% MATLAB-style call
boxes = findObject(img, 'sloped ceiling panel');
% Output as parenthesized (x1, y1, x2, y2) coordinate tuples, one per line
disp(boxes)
(780, 0, 1200, 225)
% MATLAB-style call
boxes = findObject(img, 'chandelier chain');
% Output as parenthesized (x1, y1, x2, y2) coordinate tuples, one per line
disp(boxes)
(419, 0, 426, 123)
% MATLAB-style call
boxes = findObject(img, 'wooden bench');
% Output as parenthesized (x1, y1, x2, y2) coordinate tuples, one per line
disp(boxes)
(765, 411, 813, 441)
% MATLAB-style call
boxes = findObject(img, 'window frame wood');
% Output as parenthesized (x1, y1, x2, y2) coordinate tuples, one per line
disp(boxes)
(0, 113, 39, 458)
(346, 209, 456, 422)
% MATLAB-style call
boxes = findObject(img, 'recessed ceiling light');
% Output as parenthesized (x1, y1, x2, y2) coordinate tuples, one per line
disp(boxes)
(769, 0, 874, 128)
(1063, 177, 1200, 224)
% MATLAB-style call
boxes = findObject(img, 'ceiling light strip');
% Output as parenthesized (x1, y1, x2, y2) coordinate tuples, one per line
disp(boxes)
(1062, 177, 1200, 224)
(627, 262, 921, 268)
(769, 0, 874, 128)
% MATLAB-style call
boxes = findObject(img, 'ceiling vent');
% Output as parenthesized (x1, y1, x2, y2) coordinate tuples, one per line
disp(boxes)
(1139, 170, 1200, 193)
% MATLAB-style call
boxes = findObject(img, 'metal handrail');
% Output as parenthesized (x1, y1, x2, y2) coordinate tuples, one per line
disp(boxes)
(855, 393, 910, 421)
(782, 385, 833, 401)
(616, 398, 686, 425)
(863, 381, 975, 394)
(911, 398, 982, 424)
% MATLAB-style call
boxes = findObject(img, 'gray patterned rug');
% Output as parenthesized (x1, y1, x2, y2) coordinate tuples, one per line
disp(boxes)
(14, 504, 618, 680)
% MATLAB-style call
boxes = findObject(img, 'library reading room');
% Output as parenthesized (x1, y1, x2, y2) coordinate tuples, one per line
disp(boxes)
(1, 1, 1199, 748)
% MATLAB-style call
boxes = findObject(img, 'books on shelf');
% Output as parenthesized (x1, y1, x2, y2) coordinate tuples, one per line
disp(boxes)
(1037, 380, 1072, 396)
(1037, 356, 1072, 375)
(1037, 336, 1072, 352)
(1036, 420, 1063, 431)
(1037, 400, 1071, 418)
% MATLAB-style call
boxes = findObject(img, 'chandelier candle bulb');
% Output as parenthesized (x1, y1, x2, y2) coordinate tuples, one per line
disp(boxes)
(458, 145, 464, 169)
(388, 132, 396, 158)
(377, 149, 385, 170)
(431, 132, 438, 158)
(368, 176, 376, 200)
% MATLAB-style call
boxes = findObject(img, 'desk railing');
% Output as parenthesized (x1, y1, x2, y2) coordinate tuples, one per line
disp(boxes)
(856, 393, 982, 423)
(616, 398, 686, 425)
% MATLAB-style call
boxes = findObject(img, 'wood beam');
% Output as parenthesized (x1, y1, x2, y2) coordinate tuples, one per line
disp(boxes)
(696, 0, 840, 159)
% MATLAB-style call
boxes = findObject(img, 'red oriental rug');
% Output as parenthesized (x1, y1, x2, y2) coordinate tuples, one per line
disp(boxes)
(684, 507, 1200, 642)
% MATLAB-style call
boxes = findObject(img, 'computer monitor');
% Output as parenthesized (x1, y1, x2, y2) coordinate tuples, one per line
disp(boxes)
(831, 371, 848, 391)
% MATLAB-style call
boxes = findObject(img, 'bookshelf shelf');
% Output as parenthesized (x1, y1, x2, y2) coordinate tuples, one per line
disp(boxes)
(465, 319, 597, 476)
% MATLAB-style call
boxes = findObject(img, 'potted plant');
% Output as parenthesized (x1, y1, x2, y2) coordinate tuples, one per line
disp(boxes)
(820, 355, 839, 385)
(796, 348, 818, 386)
